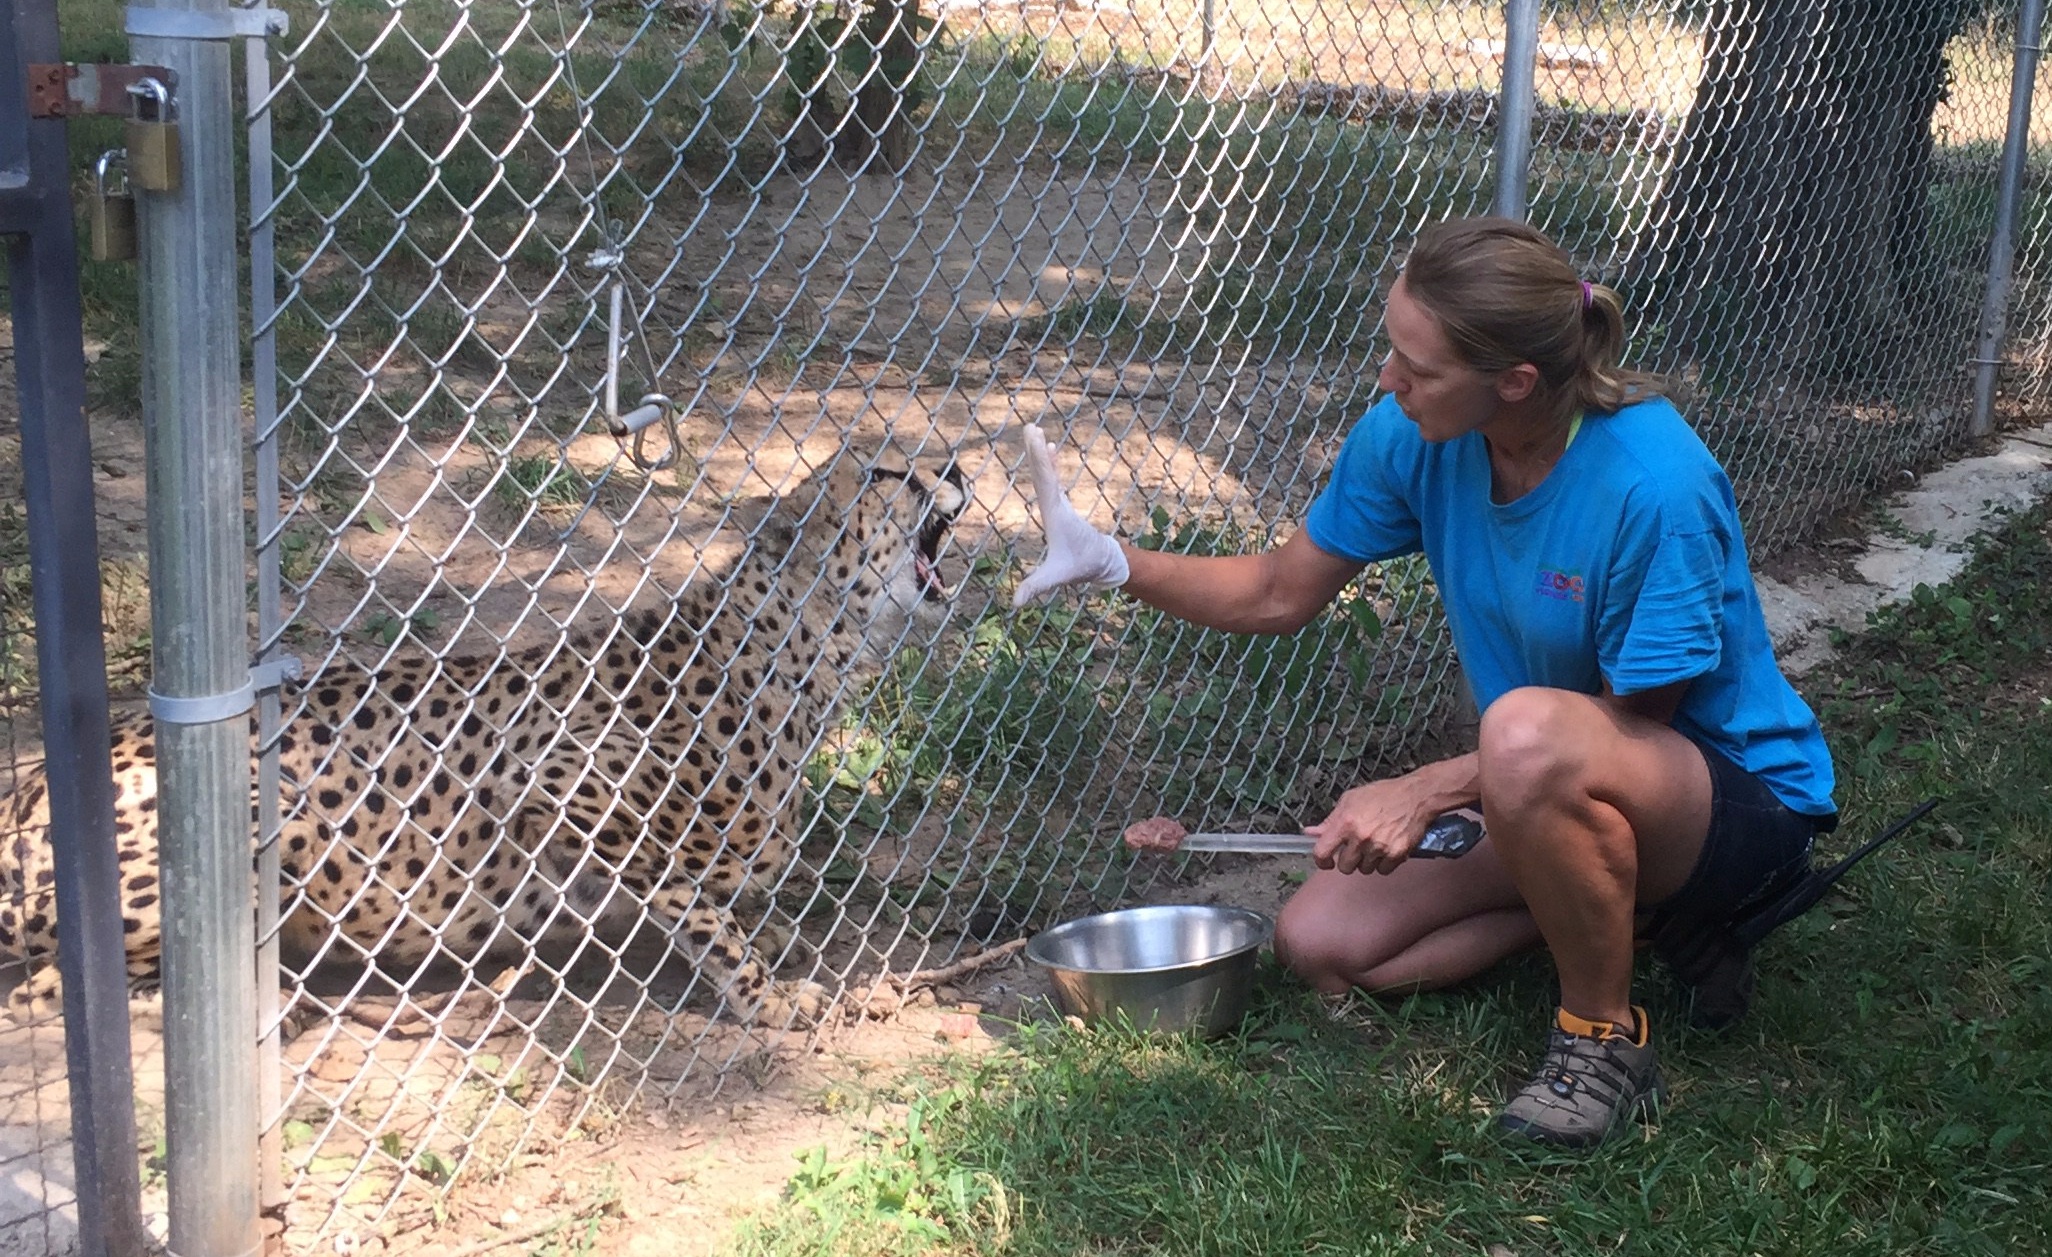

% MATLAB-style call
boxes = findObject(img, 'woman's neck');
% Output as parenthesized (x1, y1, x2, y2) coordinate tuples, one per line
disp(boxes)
(1481, 398, 1577, 503)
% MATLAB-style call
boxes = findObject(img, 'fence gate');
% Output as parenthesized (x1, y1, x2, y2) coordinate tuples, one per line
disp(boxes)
(1, 0, 148, 1252)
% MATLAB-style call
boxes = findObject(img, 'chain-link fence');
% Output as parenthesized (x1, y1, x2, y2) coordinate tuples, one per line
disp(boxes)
(4, 0, 2051, 1246)
(235, 0, 2052, 1237)
(2008, 140, 2052, 412)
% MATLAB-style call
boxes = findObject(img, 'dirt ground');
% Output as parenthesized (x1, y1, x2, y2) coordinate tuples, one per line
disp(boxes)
(0, 847, 1315, 1257)
(308, 853, 1308, 1257)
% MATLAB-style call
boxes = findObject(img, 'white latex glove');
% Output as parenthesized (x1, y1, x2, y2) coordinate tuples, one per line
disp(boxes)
(1012, 425, 1131, 607)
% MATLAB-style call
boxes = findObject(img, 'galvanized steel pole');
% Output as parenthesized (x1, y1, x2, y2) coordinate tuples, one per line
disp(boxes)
(1971, 0, 2047, 438)
(244, 26, 290, 1219)
(1492, 0, 1540, 220)
(127, 0, 262, 1252)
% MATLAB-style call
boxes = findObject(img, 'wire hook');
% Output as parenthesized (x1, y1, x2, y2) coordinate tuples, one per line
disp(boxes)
(587, 220, 682, 472)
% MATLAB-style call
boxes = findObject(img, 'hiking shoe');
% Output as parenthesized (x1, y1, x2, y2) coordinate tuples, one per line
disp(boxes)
(1497, 1007, 1666, 1148)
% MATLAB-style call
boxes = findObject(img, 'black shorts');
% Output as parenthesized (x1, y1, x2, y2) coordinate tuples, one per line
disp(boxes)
(1636, 735, 1836, 939)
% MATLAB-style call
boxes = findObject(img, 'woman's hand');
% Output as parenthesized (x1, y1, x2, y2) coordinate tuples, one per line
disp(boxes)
(1012, 425, 1131, 606)
(1302, 779, 1435, 875)
(1123, 817, 1189, 853)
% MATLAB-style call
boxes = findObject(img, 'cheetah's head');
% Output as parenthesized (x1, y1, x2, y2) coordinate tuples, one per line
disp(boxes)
(769, 452, 968, 653)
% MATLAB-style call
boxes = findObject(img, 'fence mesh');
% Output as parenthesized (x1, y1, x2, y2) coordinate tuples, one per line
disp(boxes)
(2009, 134, 2052, 414)
(0, 305, 169, 1247)
(240, 0, 2052, 1237)
(0, 0, 2047, 1246)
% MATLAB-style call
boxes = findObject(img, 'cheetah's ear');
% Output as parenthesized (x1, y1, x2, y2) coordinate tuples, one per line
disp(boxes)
(861, 444, 915, 484)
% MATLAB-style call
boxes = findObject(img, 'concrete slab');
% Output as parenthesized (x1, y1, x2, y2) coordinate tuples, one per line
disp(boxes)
(1758, 421, 2052, 675)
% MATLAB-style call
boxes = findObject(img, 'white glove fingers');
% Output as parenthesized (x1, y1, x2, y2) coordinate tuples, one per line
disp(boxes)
(1021, 424, 1070, 521)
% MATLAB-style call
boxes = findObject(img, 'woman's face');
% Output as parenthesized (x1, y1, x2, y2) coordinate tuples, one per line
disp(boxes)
(1377, 278, 1509, 442)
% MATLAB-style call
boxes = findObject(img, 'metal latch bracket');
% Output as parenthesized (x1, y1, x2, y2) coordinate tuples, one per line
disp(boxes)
(25, 63, 179, 118)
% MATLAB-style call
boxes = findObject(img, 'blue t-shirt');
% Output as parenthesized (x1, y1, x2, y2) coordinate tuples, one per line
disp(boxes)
(1305, 394, 1836, 818)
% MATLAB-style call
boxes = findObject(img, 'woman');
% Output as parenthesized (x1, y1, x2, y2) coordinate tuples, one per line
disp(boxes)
(1012, 216, 1837, 1148)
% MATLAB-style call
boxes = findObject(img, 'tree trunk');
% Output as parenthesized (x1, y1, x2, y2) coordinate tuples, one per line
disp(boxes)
(842, 0, 922, 172)
(1627, 0, 1979, 387)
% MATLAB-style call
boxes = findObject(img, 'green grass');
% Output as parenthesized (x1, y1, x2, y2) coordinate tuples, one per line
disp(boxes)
(736, 502, 2052, 1257)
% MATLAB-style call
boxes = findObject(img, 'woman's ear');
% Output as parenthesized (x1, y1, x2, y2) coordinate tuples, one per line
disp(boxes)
(1495, 362, 1541, 404)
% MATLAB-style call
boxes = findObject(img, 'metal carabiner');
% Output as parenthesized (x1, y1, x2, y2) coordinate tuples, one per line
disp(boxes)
(615, 390, 679, 473)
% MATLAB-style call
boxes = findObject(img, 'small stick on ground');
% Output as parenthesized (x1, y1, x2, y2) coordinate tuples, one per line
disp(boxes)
(847, 938, 1029, 1021)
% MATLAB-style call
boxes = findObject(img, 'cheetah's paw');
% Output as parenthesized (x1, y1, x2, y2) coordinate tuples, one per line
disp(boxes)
(744, 977, 830, 1028)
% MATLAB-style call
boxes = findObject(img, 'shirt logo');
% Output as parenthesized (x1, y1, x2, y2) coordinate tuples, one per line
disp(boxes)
(1535, 567, 1585, 603)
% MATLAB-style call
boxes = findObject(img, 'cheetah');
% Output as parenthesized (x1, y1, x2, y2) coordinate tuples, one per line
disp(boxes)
(0, 454, 966, 1025)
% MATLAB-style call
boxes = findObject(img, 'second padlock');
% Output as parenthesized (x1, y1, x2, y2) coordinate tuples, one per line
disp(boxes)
(89, 150, 138, 262)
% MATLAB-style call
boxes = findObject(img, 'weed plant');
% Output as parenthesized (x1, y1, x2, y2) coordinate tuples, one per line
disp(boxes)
(740, 503, 2052, 1257)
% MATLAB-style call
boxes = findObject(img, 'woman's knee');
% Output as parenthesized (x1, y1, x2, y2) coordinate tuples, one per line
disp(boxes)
(1477, 686, 1588, 803)
(1274, 893, 1364, 994)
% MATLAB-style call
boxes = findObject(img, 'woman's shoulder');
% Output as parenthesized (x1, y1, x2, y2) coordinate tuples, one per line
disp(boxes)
(1593, 394, 1695, 438)
(1586, 397, 1719, 472)
(1582, 399, 1736, 525)
(1336, 394, 1432, 466)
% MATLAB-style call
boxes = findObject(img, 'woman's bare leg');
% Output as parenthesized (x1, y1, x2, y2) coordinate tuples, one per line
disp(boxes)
(1274, 837, 1531, 992)
(1353, 910, 1544, 993)
(1477, 687, 1714, 1028)
(1272, 686, 1715, 1022)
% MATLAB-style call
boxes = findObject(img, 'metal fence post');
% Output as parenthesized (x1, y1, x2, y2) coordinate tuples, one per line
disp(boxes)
(1492, 0, 1540, 220)
(1971, 0, 2047, 438)
(126, 0, 262, 1253)
(243, 22, 290, 1221)
(0, 0, 149, 1251)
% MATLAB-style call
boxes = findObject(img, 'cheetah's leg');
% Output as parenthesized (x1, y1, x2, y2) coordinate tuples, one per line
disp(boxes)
(7, 947, 166, 1021)
(644, 888, 827, 1027)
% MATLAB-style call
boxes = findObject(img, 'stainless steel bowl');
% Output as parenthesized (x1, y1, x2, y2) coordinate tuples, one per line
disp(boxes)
(1024, 904, 1274, 1037)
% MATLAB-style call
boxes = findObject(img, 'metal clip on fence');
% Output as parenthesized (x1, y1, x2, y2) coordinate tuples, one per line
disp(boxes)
(147, 655, 303, 726)
(123, 4, 288, 40)
(587, 226, 680, 472)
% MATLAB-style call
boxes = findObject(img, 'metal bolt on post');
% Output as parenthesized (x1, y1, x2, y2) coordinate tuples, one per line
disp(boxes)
(126, 0, 262, 1253)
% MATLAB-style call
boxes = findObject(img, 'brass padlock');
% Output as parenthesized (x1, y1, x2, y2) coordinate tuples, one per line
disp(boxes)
(88, 150, 138, 263)
(124, 77, 181, 193)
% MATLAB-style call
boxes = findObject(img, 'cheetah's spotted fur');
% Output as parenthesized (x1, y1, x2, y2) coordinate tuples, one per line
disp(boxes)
(0, 456, 965, 1024)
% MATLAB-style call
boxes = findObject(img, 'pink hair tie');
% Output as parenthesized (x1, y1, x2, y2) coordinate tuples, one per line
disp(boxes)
(1579, 280, 1594, 311)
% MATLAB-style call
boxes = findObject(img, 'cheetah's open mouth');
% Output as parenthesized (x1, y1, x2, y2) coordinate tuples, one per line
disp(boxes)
(915, 518, 949, 601)
(915, 552, 944, 600)
(915, 472, 964, 602)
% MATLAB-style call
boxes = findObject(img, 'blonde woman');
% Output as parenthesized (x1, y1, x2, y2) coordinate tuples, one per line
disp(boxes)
(1014, 216, 1837, 1147)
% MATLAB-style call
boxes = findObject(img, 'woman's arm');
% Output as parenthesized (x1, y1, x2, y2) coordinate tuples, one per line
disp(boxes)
(1013, 425, 1366, 633)
(1119, 530, 1366, 635)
